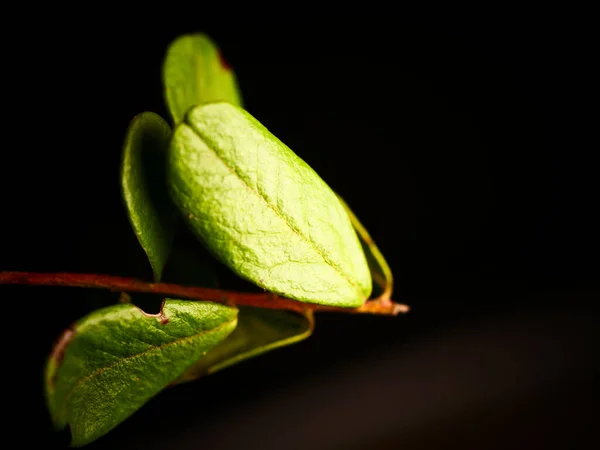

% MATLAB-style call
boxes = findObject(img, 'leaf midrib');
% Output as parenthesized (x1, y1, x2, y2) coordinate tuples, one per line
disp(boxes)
(60, 318, 236, 417)
(185, 123, 363, 298)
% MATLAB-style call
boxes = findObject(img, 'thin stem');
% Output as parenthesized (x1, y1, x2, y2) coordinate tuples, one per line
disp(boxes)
(0, 271, 409, 316)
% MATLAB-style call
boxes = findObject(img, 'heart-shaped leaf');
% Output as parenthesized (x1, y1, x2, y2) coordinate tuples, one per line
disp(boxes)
(45, 299, 237, 447)
(174, 308, 313, 383)
(337, 195, 394, 301)
(163, 33, 243, 124)
(167, 102, 372, 308)
(121, 112, 176, 281)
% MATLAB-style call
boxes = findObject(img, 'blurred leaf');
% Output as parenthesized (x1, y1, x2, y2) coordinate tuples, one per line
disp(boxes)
(121, 112, 176, 281)
(175, 308, 313, 383)
(45, 299, 237, 447)
(163, 33, 243, 124)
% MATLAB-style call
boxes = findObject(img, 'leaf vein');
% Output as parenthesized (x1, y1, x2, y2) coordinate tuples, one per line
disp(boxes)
(195, 132, 363, 296)
(61, 318, 236, 416)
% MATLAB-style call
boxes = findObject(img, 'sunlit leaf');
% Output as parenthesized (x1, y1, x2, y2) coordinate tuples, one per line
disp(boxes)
(45, 299, 237, 447)
(167, 102, 372, 308)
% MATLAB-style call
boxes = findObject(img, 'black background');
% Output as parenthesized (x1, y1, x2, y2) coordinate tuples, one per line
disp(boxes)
(1, 17, 597, 449)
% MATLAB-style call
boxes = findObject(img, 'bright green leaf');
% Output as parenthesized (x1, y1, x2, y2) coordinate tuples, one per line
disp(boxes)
(167, 102, 372, 308)
(45, 299, 237, 447)
(174, 308, 313, 383)
(163, 33, 243, 124)
(121, 112, 176, 281)
(337, 195, 394, 301)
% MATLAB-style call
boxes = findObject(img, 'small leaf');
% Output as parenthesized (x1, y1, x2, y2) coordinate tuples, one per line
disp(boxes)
(163, 33, 243, 124)
(174, 308, 313, 383)
(337, 195, 394, 301)
(45, 299, 237, 447)
(121, 112, 176, 281)
(168, 102, 372, 308)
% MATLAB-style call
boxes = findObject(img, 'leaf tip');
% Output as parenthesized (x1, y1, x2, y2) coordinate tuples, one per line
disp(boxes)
(150, 263, 164, 283)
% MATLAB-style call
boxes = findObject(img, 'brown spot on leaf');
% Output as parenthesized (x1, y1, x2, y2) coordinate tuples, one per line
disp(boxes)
(217, 49, 232, 71)
(136, 299, 169, 325)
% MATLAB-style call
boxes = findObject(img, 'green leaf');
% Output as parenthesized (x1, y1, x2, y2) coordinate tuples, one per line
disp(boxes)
(45, 299, 237, 447)
(121, 112, 176, 281)
(337, 195, 394, 301)
(163, 33, 243, 124)
(167, 102, 372, 308)
(174, 308, 313, 383)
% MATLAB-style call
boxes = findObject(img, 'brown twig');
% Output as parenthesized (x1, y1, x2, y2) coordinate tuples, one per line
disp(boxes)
(0, 271, 409, 316)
